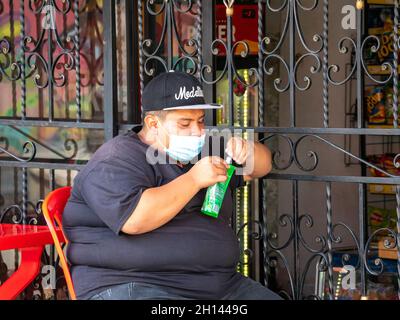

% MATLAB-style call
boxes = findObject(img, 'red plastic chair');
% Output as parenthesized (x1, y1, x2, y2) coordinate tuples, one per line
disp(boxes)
(42, 186, 76, 300)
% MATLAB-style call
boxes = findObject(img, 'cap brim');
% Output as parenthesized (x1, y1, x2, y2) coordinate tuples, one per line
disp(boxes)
(162, 103, 223, 110)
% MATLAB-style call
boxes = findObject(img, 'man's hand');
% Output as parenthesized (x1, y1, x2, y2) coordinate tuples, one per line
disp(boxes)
(225, 137, 252, 164)
(226, 136, 272, 181)
(187, 156, 230, 189)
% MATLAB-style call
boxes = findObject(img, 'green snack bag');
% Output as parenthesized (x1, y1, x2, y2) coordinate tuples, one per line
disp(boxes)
(201, 157, 236, 218)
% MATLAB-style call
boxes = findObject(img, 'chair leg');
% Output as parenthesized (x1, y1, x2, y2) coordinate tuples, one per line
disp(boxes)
(0, 247, 43, 300)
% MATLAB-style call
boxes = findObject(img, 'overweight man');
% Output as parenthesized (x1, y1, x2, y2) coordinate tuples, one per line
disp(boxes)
(63, 70, 282, 300)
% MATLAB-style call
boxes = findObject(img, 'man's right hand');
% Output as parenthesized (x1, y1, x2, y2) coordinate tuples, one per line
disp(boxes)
(187, 156, 229, 189)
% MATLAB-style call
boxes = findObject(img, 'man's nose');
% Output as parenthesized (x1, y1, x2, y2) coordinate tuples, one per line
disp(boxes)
(191, 124, 205, 136)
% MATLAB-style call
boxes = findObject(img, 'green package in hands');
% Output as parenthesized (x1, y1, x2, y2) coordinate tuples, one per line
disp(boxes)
(201, 157, 236, 218)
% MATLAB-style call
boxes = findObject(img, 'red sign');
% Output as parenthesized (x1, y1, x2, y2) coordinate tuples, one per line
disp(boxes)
(215, 4, 259, 56)
(154, 3, 260, 58)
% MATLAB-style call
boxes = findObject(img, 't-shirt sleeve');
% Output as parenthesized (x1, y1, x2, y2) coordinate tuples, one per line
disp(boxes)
(79, 159, 155, 235)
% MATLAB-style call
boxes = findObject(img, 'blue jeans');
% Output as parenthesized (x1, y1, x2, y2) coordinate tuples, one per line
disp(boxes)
(88, 274, 283, 300)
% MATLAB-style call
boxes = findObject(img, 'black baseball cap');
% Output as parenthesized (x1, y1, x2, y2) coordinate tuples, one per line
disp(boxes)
(142, 70, 223, 112)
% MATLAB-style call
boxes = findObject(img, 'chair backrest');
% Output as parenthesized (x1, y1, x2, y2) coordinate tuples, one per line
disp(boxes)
(42, 186, 76, 300)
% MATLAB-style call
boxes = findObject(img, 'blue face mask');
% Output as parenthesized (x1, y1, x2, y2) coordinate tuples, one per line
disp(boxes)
(165, 133, 206, 162)
(158, 123, 206, 162)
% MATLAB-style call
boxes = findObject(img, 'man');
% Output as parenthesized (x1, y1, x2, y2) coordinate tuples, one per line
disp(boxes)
(63, 70, 281, 300)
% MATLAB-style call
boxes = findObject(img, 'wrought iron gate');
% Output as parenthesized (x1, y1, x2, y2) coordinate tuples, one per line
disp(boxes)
(0, 0, 399, 300)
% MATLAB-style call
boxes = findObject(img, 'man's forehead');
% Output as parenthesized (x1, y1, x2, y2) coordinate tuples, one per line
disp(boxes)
(166, 109, 205, 120)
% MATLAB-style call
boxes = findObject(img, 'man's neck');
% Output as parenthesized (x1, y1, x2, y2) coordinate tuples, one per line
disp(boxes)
(137, 129, 158, 148)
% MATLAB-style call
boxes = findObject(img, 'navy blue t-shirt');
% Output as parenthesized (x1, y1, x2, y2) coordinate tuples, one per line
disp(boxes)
(62, 126, 246, 299)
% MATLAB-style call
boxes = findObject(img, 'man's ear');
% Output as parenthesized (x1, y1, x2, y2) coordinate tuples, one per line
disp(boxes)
(144, 114, 159, 134)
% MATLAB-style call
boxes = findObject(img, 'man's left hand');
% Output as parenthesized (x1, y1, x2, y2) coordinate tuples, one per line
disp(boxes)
(225, 137, 253, 165)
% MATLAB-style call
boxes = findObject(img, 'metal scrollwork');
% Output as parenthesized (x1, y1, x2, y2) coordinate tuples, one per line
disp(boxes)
(200, 0, 258, 88)
(261, 134, 294, 170)
(263, 133, 400, 177)
(364, 228, 397, 276)
(142, 0, 199, 75)
(22, 1, 76, 89)
(0, 38, 22, 82)
(265, 249, 295, 299)
(261, 0, 323, 93)
(298, 214, 327, 253)
(265, 213, 294, 251)
(0, 140, 37, 162)
(236, 220, 263, 266)
(328, 37, 357, 85)
(361, 35, 393, 84)
(292, 135, 319, 172)
(299, 253, 329, 300)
